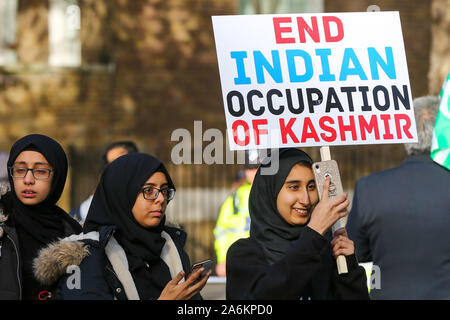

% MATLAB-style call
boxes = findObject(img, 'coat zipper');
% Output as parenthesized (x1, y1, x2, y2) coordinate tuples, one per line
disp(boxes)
(7, 234, 22, 299)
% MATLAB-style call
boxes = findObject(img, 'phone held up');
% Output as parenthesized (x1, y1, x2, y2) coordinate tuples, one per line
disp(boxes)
(312, 159, 346, 233)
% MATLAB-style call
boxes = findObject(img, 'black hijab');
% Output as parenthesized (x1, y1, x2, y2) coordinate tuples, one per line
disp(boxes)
(249, 148, 335, 299)
(5, 134, 72, 244)
(249, 148, 315, 264)
(3, 134, 81, 300)
(83, 152, 177, 297)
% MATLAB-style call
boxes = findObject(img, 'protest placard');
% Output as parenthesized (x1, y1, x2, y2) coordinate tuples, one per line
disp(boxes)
(212, 11, 417, 150)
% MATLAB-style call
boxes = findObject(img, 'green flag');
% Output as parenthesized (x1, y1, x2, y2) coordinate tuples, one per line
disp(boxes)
(431, 72, 450, 170)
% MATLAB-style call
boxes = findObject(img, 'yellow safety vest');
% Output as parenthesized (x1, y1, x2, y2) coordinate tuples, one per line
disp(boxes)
(213, 182, 251, 263)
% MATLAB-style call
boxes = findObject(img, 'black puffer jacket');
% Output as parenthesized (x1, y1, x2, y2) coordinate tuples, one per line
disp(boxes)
(33, 225, 201, 300)
(226, 226, 370, 300)
(0, 188, 82, 300)
(0, 203, 22, 300)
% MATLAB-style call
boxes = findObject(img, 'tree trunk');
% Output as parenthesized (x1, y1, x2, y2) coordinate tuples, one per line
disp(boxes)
(429, 0, 450, 94)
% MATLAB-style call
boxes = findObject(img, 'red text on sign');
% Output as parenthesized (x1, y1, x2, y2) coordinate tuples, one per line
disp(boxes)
(273, 16, 344, 44)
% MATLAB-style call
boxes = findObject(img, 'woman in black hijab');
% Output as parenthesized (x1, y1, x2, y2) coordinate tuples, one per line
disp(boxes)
(46, 152, 209, 300)
(226, 148, 369, 300)
(0, 134, 82, 300)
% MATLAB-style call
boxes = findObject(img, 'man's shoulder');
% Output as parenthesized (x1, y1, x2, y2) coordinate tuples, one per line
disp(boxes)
(354, 167, 397, 193)
(358, 166, 398, 182)
(357, 155, 443, 186)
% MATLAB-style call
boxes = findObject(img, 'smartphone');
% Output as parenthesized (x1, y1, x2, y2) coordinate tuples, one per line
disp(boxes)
(312, 160, 346, 233)
(190, 259, 213, 279)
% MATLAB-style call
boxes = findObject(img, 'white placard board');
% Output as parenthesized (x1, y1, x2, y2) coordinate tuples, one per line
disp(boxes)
(212, 12, 417, 150)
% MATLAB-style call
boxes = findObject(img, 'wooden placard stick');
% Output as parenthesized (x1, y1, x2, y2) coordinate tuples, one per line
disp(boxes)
(320, 146, 348, 274)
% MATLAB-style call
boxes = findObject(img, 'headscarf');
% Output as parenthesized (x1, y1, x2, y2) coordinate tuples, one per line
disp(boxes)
(249, 148, 315, 265)
(249, 148, 336, 299)
(3, 134, 81, 300)
(83, 153, 177, 296)
(5, 134, 72, 244)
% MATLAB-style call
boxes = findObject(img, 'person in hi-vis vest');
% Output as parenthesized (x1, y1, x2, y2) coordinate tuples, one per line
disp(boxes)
(214, 150, 260, 277)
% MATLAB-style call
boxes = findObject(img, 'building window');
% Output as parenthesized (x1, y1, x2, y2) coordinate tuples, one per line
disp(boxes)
(239, 0, 324, 14)
(0, 0, 18, 65)
(49, 0, 81, 67)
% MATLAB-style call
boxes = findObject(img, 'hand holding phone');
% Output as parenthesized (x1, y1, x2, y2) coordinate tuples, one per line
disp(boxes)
(190, 259, 213, 281)
(158, 261, 212, 300)
(310, 160, 349, 234)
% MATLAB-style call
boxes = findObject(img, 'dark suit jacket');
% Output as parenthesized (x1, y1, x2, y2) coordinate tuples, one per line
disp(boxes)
(347, 155, 450, 299)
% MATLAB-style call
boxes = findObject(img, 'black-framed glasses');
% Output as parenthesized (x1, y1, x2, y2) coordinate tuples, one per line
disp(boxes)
(140, 186, 175, 201)
(9, 166, 54, 180)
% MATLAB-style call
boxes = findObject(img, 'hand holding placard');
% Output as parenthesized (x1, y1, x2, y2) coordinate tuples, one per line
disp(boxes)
(313, 147, 348, 274)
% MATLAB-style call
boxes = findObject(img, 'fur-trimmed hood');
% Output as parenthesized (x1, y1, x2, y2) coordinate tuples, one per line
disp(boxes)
(32, 225, 190, 300)
(33, 233, 95, 286)
(32, 220, 184, 287)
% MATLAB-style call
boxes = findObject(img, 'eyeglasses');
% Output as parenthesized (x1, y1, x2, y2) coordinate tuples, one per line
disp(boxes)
(140, 186, 175, 201)
(9, 166, 54, 180)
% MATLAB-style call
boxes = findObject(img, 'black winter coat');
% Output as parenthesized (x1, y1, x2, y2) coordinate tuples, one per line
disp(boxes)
(0, 198, 82, 300)
(226, 226, 370, 300)
(33, 225, 202, 300)
(0, 213, 22, 300)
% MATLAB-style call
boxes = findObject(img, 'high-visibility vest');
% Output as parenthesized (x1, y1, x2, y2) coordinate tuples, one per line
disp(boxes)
(213, 182, 251, 263)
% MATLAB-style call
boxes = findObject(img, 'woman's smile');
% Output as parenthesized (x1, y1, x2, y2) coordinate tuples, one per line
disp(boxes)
(292, 207, 310, 218)
(277, 164, 318, 226)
